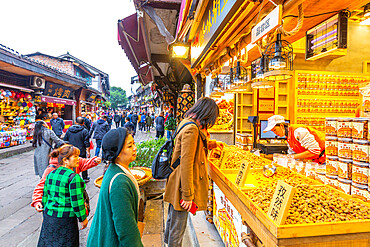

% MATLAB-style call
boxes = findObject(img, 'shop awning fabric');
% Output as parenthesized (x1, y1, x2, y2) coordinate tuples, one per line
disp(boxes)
(0, 82, 34, 93)
(118, 13, 153, 86)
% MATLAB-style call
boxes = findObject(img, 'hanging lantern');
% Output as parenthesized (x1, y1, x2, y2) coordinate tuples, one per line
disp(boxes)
(264, 33, 294, 81)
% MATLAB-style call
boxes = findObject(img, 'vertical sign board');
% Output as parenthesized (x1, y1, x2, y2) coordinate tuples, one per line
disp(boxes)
(251, 5, 282, 44)
(235, 160, 251, 187)
(267, 180, 296, 225)
(213, 183, 247, 247)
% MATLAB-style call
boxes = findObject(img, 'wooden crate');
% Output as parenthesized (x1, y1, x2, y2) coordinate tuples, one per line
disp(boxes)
(209, 160, 370, 247)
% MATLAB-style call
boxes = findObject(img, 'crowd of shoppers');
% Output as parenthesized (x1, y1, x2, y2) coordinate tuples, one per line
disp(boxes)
(31, 97, 220, 246)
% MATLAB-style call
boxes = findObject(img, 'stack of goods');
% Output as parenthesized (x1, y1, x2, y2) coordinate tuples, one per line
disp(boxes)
(209, 99, 234, 131)
(235, 133, 253, 151)
(212, 145, 270, 169)
(0, 129, 27, 148)
(296, 117, 325, 132)
(325, 117, 370, 202)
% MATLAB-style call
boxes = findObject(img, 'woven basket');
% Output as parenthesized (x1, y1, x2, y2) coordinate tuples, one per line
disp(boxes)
(94, 167, 153, 188)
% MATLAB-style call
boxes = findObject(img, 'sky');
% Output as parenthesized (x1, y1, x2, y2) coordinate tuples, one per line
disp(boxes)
(0, 0, 138, 95)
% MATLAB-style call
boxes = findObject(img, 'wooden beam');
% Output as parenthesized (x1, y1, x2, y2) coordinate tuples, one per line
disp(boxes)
(152, 61, 177, 94)
(146, 0, 181, 11)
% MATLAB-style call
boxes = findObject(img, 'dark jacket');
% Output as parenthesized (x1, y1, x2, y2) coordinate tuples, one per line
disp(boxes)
(131, 114, 139, 123)
(155, 116, 165, 132)
(83, 117, 92, 132)
(114, 114, 121, 123)
(124, 122, 135, 133)
(107, 116, 113, 126)
(64, 125, 90, 158)
(50, 118, 65, 136)
(89, 119, 109, 140)
(120, 115, 126, 127)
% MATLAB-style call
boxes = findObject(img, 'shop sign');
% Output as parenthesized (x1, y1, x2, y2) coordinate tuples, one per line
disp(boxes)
(259, 87, 275, 98)
(251, 5, 282, 44)
(87, 93, 97, 102)
(258, 99, 274, 112)
(235, 160, 250, 187)
(267, 180, 296, 225)
(47, 102, 65, 108)
(34, 95, 42, 103)
(213, 183, 248, 247)
(191, 0, 244, 66)
(44, 82, 74, 99)
(41, 96, 76, 106)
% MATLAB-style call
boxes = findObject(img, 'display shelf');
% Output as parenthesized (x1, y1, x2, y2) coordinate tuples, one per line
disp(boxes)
(236, 91, 256, 143)
(297, 95, 361, 100)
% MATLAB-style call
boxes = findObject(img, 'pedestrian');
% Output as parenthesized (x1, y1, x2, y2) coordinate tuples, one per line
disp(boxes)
(165, 108, 174, 139)
(89, 115, 110, 157)
(32, 121, 64, 178)
(50, 113, 65, 138)
(164, 97, 219, 246)
(87, 128, 143, 247)
(124, 117, 135, 137)
(140, 112, 146, 131)
(155, 112, 165, 139)
(64, 117, 91, 182)
(151, 113, 155, 128)
(31, 143, 101, 212)
(81, 112, 92, 132)
(37, 145, 88, 247)
(36, 109, 46, 121)
(113, 112, 121, 128)
(107, 113, 113, 130)
(145, 112, 152, 132)
(137, 112, 141, 130)
(120, 112, 126, 127)
(131, 111, 139, 132)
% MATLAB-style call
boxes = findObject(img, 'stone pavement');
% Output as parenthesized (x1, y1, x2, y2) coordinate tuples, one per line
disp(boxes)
(0, 128, 157, 247)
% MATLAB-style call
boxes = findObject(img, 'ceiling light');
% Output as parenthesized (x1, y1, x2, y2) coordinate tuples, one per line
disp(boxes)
(170, 42, 190, 59)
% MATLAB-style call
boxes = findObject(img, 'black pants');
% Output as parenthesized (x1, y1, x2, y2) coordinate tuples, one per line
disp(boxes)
(115, 122, 120, 128)
(156, 130, 164, 138)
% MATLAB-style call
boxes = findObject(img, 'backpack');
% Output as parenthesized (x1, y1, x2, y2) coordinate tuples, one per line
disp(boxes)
(152, 121, 197, 179)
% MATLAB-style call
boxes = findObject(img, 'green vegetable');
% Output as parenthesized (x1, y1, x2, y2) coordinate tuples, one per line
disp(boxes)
(130, 137, 166, 168)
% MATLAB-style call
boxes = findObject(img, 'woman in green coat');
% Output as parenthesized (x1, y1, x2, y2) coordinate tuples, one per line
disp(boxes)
(87, 128, 143, 247)
(145, 113, 153, 132)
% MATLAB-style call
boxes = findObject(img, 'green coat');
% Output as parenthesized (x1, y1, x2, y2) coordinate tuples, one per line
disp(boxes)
(87, 164, 143, 247)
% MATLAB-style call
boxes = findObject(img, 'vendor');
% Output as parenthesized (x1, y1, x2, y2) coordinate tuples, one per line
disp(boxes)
(263, 115, 325, 164)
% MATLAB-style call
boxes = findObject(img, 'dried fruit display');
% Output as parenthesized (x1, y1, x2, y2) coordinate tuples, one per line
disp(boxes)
(245, 184, 370, 224)
(218, 145, 270, 169)
(210, 99, 234, 131)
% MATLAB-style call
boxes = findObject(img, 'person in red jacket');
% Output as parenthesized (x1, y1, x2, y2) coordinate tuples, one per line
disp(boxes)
(31, 146, 101, 212)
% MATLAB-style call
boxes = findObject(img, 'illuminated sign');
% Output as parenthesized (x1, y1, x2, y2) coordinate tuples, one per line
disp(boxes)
(251, 5, 282, 44)
(191, 0, 244, 66)
(44, 82, 74, 99)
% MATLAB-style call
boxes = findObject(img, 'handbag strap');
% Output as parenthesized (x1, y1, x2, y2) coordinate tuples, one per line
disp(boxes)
(41, 136, 53, 149)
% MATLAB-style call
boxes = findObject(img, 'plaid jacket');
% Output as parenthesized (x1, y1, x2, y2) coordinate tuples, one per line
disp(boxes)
(42, 167, 87, 222)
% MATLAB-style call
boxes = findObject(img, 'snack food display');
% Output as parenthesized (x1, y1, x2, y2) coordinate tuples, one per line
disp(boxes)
(210, 99, 234, 131)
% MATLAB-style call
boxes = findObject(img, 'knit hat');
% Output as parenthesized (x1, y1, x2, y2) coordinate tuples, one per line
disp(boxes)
(102, 127, 127, 162)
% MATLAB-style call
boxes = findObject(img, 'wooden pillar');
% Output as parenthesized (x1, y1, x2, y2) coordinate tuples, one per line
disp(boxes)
(196, 74, 204, 100)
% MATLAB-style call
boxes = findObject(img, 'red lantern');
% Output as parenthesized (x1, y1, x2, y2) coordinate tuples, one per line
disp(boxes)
(27, 102, 33, 107)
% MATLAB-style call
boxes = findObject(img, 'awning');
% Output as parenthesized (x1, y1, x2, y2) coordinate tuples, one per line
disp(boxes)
(118, 13, 153, 86)
(41, 96, 76, 106)
(0, 82, 34, 93)
(80, 100, 95, 106)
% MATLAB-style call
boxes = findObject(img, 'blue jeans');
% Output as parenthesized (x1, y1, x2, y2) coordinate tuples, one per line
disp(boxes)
(167, 130, 171, 139)
(164, 203, 188, 247)
(95, 139, 102, 157)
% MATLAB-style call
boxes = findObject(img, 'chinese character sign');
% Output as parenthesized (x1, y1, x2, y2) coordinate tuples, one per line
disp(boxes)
(235, 160, 250, 187)
(267, 180, 296, 225)
(44, 82, 74, 99)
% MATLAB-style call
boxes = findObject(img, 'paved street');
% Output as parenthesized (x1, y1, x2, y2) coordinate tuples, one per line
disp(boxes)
(0, 128, 156, 247)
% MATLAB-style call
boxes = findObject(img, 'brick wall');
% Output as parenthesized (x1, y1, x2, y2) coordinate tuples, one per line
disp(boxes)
(30, 55, 74, 75)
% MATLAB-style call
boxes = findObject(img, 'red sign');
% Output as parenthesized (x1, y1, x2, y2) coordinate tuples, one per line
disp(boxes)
(46, 120, 73, 133)
(42, 96, 76, 106)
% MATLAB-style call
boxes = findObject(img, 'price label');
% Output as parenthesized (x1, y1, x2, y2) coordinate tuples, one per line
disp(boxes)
(235, 160, 250, 187)
(267, 180, 296, 225)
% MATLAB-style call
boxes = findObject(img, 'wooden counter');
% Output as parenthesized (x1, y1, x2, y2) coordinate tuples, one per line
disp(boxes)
(208, 160, 370, 247)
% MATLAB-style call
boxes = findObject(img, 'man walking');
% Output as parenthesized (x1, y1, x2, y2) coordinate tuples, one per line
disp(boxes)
(50, 113, 65, 138)
(64, 117, 91, 182)
(131, 111, 139, 132)
(140, 112, 146, 131)
(89, 115, 109, 157)
(81, 112, 92, 132)
(124, 117, 135, 137)
(113, 112, 121, 128)
(155, 111, 165, 138)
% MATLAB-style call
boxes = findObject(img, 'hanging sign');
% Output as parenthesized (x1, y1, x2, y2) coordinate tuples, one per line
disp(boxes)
(259, 87, 275, 98)
(251, 5, 282, 44)
(235, 160, 251, 187)
(44, 82, 74, 99)
(191, 0, 244, 66)
(259, 99, 274, 112)
(267, 180, 296, 225)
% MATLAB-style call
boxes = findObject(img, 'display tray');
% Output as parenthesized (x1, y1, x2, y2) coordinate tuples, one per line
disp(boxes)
(209, 160, 370, 246)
